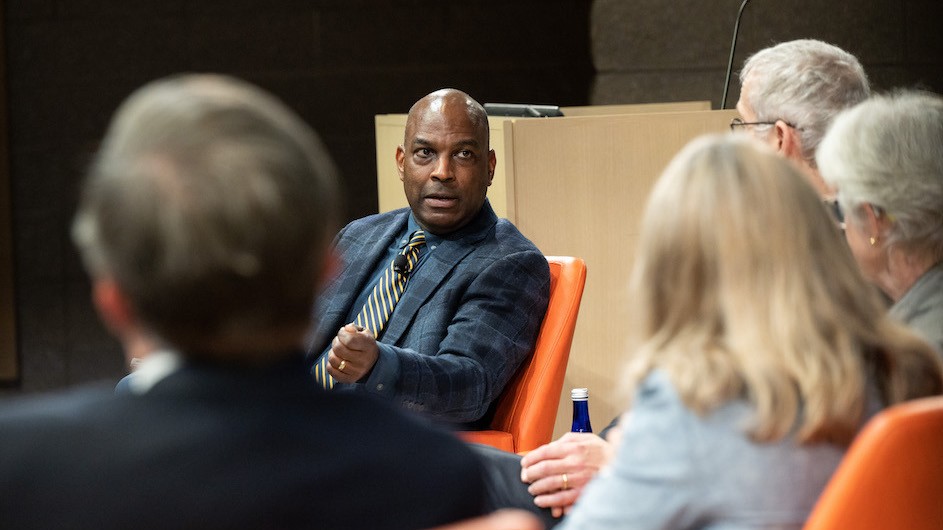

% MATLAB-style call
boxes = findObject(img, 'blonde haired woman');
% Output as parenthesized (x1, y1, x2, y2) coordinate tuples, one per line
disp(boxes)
(558, 135, 942, 530)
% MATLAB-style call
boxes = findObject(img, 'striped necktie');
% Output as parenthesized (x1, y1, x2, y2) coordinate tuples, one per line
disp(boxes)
(314, 230, 426, 388)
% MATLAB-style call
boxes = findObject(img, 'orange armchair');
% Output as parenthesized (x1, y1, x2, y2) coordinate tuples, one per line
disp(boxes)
(461, 256, 587, 454)
(803, 395, 943, 530)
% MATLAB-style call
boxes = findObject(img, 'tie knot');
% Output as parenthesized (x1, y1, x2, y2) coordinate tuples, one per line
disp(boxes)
(407, 230, 426, 249)
(393, 230, 425, 276)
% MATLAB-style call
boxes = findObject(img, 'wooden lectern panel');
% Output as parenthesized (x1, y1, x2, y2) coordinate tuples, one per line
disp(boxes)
(559, 100, 710, 117)
(503, 109, 737, 438)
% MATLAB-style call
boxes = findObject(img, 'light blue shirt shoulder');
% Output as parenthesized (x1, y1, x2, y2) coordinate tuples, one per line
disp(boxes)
(559, 370, 846, 530)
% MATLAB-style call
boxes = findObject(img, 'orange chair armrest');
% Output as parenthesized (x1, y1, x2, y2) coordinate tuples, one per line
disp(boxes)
(458, 430, 515, 453)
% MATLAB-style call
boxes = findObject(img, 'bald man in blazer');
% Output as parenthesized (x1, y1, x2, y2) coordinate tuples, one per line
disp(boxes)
(308, 89, 550, 428)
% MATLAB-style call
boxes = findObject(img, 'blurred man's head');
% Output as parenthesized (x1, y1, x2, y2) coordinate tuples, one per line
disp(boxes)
(736, 39, 870, 196)
(73, 74, 340, 361)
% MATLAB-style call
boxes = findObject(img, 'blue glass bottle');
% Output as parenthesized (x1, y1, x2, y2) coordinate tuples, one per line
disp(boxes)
(570, 387, 593, 433)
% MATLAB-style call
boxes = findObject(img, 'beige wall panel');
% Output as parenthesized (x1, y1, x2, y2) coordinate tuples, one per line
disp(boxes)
(504, 110, 737, 437)
(560, 101, 710, 117)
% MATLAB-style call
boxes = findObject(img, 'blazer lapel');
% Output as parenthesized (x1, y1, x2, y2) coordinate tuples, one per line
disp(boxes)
(317, 211, 409, 340)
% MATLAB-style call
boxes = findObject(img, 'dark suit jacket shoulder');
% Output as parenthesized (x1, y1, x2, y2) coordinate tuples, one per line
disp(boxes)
(0, 357, 486, 530)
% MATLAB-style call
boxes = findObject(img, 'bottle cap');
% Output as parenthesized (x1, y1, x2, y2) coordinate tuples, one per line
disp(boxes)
(571, 387, 589, 400)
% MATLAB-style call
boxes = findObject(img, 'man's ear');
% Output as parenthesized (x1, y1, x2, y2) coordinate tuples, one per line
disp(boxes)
(775, 121, 803, 163)
(487, 149, 496, 186)
(395, 145, 406, 183)
(92, 277, 137, 338)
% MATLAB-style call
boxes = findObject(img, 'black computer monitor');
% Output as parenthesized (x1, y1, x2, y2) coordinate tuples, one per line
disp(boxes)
(484, 103, 564, 118)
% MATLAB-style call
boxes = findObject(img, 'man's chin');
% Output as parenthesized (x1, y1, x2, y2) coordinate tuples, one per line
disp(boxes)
(417, 213, 464, 236)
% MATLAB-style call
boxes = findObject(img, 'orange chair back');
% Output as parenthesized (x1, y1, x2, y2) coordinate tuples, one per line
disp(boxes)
(461, 256, 587, 453)
(803, 395, 943, 530)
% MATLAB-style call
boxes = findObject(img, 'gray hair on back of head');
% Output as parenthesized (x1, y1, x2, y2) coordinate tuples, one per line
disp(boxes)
(740, 39, 870, 166)
(817, 90, 943, 262)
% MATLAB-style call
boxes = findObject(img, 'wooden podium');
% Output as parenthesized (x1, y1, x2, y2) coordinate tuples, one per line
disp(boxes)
(375, 102, 737, 438)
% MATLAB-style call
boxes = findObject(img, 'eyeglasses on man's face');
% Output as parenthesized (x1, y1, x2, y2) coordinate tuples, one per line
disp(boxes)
(729, 117, 802, 132)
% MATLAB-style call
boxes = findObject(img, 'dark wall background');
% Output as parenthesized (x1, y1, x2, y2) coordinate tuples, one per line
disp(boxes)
(592, 0, 943, 108)
(3, 0, 941, 394)
(2, 0, 593, 393)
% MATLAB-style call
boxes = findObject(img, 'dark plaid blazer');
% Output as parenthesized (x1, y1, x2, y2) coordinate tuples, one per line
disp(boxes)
(309, 201, 550, 428)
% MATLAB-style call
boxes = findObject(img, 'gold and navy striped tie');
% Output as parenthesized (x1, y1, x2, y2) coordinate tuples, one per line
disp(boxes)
(314, 230, 426, 388)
